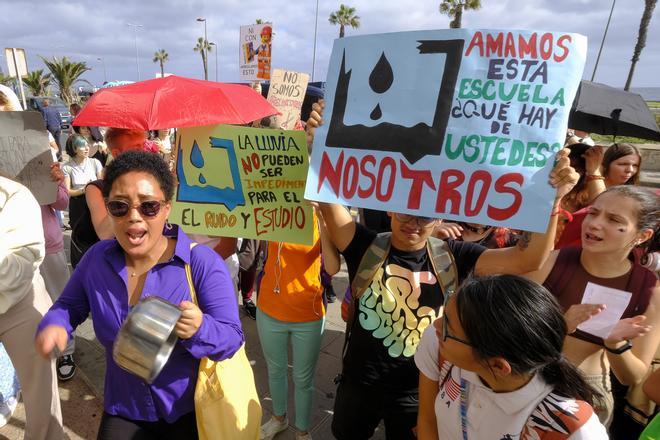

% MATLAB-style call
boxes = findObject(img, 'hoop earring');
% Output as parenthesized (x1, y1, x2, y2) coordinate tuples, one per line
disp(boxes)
(165, 221, 173, 231)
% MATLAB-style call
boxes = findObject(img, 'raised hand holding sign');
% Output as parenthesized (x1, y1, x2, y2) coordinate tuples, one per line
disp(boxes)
(305, 29, 587, 232)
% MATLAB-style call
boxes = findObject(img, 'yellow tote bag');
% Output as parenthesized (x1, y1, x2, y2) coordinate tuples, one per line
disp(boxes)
(185, 262, 261, 440)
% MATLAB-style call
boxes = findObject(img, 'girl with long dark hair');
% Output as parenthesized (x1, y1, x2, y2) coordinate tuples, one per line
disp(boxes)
(416, 275, 607, 439)
(526, 185, 659, 429)
(584, 143, 642, 204)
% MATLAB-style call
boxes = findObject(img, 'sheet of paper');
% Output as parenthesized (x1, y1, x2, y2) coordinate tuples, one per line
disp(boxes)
(0, 111, 57, 205)
(577, 282, 632, 339)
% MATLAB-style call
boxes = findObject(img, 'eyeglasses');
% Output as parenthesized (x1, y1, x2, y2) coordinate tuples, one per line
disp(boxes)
(106, 200, 166, 218)
(442, 293, 472, 346)
(393, 213, 436, 227)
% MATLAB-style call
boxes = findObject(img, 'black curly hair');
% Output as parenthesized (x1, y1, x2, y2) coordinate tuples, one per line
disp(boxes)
(102, 151, 174, 201)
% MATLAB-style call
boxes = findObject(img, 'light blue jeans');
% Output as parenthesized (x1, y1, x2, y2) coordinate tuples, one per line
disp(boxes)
(0, 343, 20, 407)
(256, 310, 324, 431)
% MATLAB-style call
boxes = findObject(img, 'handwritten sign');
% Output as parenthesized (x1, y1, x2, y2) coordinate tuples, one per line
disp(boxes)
(0, 111, 56, 204)
(264, 69, 310, 130)
(170, 125, 313, 244)
(239, 23, 273, 81)
(305, 29, 587, 232)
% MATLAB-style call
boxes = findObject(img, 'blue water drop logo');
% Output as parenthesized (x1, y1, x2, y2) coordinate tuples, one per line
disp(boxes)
(190, 141, 205, 168)
(190, 141, 207, 184)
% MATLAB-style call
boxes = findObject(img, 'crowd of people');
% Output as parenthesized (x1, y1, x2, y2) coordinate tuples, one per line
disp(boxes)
(0, 79, 658, 440)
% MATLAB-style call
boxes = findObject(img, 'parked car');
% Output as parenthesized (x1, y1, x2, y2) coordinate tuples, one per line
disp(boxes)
(26, 96, 73, 129)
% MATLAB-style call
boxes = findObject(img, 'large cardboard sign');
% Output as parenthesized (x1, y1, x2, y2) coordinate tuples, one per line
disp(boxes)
(239, 23, 273, 81)
(170, 125, 313, 244)
(265, 69, 310, 130)
(0, 111, 56, 204)
(305, 29, 587, 232)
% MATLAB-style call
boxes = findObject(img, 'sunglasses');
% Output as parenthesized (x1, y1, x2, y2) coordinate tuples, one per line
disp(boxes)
(106, 200, 166, 218)
(394, 213, 436, 226)
(442, 293, 472, 346)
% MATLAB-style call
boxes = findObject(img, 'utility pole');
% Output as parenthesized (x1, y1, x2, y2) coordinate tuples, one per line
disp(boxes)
(97, 57, 107, 83)
(312, 0, 319, 81)
(127, 23, 143, 80)
(209, 42, 218, 81)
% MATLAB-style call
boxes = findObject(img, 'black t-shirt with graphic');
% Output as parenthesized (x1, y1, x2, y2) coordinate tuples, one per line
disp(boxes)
(341, 223, 486, 393)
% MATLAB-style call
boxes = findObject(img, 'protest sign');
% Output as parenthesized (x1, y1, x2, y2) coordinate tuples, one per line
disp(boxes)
(0, 111, 56, 204)
(170, 125, 313, 244)
(305, 29, 587, 232)
(239, 23, 273, 81)
(265, 69, 310, 130)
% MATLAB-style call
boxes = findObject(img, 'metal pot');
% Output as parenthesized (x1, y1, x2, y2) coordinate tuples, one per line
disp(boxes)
(113, 296, 181, 383)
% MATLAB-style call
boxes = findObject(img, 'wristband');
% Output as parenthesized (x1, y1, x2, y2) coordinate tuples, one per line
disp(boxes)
(586, 174, 605, 182)
(550, 207, 574, 222)
(604, 340, 632, 355)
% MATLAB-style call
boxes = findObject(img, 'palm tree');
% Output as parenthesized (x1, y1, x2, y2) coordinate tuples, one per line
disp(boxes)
(255, 19, 264, 24)
(624, 0, 657, 91)
(153, 49, 169, 78)
(41, 56, 91, 105)
(329, 4, 360, 38)
(193, 37, 212, 80)
(439, 0, 481, 28)
(0, 73, 15, 87)
(22, 69, 51, 96)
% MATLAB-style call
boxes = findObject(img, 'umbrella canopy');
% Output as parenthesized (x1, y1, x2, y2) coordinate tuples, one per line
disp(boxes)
(569, 80, 660, 141)
(74, 75, 279, 130)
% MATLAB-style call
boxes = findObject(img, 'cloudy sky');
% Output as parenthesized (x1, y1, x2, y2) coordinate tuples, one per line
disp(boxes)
(1, 0, 658, 90)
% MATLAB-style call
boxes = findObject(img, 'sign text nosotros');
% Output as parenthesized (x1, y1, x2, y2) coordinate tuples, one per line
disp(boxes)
(318, 150, 526, 221)
(305, 29, 586, 232)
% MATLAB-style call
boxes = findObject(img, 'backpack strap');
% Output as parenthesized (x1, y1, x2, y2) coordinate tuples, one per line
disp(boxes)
(186, 242, 200, 306)
(521, 392, 594, 439)
(350, 232, 392, 301)
(427, 236, 458, 297)
(342, 232, 391, 360)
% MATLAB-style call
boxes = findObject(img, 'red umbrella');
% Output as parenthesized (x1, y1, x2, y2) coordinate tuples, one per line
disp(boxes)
(73, 75, 278, 129)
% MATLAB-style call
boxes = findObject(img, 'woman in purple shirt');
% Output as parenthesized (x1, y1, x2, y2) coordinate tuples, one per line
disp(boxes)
(35, 151, 244, 439)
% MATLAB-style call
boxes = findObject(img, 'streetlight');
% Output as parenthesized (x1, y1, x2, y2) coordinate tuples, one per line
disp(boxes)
(209, 42, 218, 81)
(312, 0, 319, 81)
(197, 17, 208, 80)
(97, 57, 107, 83)
(127, 23, 143, 80)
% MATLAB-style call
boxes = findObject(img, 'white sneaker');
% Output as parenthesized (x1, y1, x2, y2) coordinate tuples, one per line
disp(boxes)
(260, 416, 289, 440)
